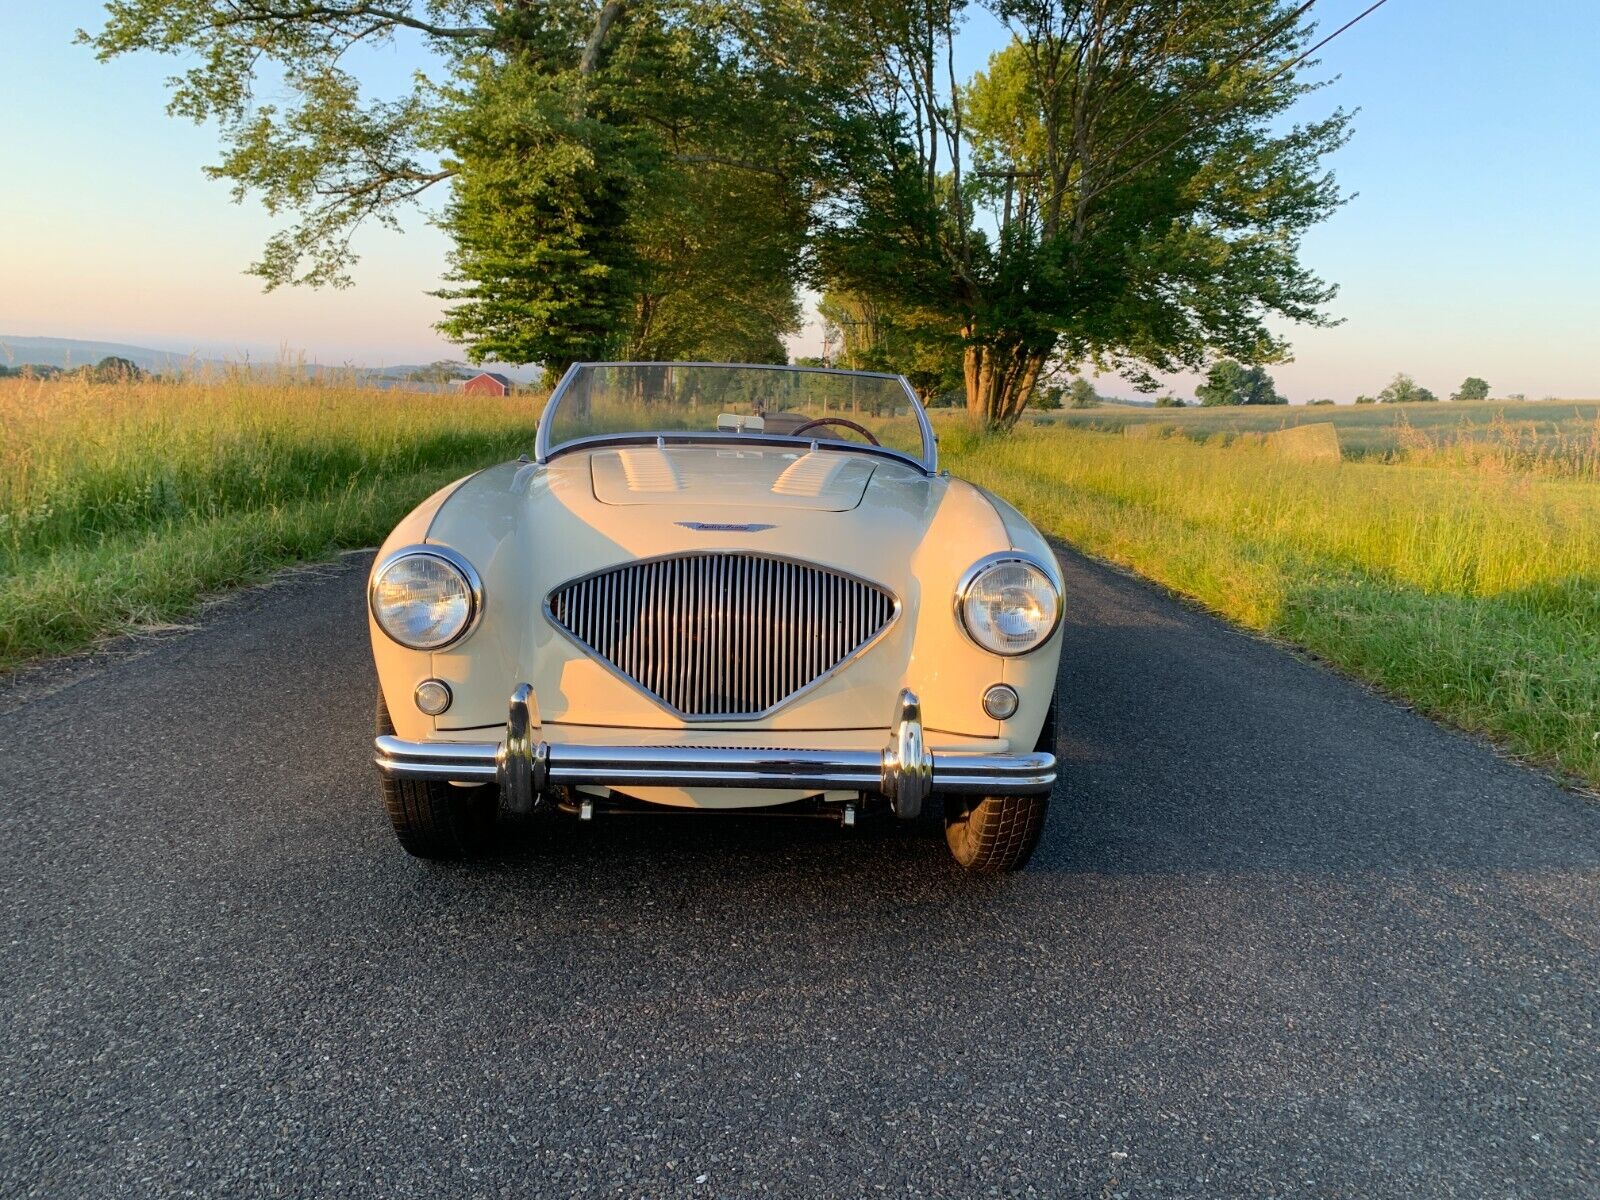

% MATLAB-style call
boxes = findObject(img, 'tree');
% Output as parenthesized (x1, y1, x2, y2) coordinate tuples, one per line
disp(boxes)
(1354, 393, 1376, 405)
(0, 364, 61, 379)
(1195, 359, 1285, 406)
(1378, 373, 1437, 403)
(1308, 397, 1335, 406)
(818, 1, 1349, 429)
(1066, 378, 1098, 409)
(91, 356, 144, 381)
(85, 2, 837, 372)
(620, 166, 802, 364)
(89, 1, 1353, 402)
(818, 291, 963, 405)
(1154, 394, 1185, 408)
(436, 8, 823, 369)
(1452, 376, 1490, 401)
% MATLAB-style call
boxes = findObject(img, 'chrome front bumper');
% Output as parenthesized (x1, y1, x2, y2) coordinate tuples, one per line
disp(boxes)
(373, 686, 1055, 820)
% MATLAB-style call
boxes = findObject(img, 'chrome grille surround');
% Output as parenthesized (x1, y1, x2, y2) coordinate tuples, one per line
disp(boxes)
(545, 552, 900, 721)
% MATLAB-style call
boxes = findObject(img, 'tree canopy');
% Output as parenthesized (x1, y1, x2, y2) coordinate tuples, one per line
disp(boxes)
(817, 0, 1349, 427)
(87, 0, 1355, 413)
(91, 356, 145, 381)
(429, 4, 830, 369)
(1452, 376, 1490, 401)
(1196, 359, 1285, 406)
(85, 1, 841, 372)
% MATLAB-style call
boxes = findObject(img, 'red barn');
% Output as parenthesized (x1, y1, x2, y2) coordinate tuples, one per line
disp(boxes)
(463, 371, 512, 397)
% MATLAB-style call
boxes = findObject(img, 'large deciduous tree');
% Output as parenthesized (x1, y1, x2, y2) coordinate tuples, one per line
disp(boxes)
(84, 1, 833, 372)
(435, 4, 830, 369)
(1196, 359, 1286, 406)
(818, 0, 1351, 429)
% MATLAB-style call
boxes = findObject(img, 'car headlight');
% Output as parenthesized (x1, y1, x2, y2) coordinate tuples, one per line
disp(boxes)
(370, 548, 481, 650)
(956, 554, 1061, 655)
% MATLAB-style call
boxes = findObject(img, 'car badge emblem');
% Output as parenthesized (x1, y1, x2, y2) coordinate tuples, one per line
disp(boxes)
(676, 521, 776, 533)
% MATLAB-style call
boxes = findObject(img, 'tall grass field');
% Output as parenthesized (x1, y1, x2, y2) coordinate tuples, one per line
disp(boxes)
(0, 373, 541, 667)
(941, 424, 1600, 789)
(4, 374, 1597, 788)
(1042, 395, 1600, 468)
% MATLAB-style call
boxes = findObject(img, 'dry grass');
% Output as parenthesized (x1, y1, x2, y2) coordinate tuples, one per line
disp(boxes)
(0, 373, 542, 665)
(1040, 396, 1600, 471)
(1264, 421, 1341, 464)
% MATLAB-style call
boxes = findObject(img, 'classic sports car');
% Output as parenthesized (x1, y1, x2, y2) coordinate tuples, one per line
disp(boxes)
(369, 362, 1062, 872)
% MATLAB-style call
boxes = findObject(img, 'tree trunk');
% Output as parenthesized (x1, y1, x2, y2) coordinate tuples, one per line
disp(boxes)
(963, 335, 1050, 431)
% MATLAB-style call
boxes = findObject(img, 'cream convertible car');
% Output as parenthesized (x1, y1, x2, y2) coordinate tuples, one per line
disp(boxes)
(370, 363, 1062, 872)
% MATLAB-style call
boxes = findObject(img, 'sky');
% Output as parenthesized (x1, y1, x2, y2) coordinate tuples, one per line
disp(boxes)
(2, 1, 1597, 401)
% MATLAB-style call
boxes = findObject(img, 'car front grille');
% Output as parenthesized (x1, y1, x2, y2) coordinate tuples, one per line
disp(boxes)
(546, 553, 897, 719)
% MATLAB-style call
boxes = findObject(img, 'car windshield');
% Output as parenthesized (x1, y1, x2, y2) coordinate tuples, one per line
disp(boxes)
(536, 362, 937, 470)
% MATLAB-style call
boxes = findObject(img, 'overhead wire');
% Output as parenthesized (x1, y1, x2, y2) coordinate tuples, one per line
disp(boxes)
(1037, 0, 1391, 218)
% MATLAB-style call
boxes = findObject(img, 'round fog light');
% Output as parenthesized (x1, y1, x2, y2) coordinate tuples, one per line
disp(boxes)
(414, 679, 453, 716)
(982, 684, 1020, 720)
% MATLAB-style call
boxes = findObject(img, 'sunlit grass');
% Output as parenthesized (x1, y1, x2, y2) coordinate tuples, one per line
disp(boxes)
(943, 424, 1600, 788)
(1038, 396, 1600, 472)
(4, 374, 1596, 788)
(0, 373, 543, 665)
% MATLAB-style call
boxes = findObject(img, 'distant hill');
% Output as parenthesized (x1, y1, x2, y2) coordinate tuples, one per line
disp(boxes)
(0, 335, 216, 374)
(0, 335, 542, 382)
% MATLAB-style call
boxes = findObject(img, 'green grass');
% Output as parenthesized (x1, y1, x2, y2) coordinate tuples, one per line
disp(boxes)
(1037, 396, 1600, 467)
(943, 424, 1600, 789)
(0, 373, 542, 665)
(5, 374, 1597, 790)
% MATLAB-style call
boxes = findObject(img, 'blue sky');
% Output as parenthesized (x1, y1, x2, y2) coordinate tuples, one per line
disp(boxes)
(2, 1, 1597, 400)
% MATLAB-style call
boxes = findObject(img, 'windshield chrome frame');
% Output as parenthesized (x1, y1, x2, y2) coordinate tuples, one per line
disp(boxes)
(533, 361, 939, 474)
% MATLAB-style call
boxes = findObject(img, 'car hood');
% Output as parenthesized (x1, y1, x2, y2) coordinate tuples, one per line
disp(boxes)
(589, 445, 878, 511)
(435, 446, 948, 573)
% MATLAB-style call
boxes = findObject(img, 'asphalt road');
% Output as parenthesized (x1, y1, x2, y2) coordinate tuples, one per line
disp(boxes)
(3, 546, 1597, 1198)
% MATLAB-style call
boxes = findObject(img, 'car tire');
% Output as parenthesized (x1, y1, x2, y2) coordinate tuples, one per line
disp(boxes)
(376, 690, 499, 860)
(941, 692, 1056, 873)
(943, 794, 1048, 872)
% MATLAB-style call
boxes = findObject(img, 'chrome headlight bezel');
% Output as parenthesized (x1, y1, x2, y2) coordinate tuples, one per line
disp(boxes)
(954, 552, 1062, 657)
(368, 545, 483, 651)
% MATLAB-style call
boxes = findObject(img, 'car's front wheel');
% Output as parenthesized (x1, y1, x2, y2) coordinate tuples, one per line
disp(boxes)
(941, 694, 1056, 873)
(376, 691, 500, 860)
(943, 794, 1049, 872)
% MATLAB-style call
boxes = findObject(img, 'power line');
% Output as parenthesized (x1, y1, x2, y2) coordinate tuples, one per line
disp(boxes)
(1042, 0, 1390, 219)
(1079, 0, 1321, 197)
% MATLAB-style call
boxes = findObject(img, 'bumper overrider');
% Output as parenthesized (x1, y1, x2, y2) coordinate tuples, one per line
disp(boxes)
(374, 686, 1056, 819)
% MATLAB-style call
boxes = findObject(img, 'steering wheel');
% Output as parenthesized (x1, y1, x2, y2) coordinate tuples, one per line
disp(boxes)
(790, 417, 882, 447)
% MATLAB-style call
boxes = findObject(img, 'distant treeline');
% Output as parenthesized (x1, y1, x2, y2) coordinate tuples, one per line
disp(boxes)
(0, 356, 150, 381)
(0, 357, 492, 389)
(1027, 363, 1510, 410)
